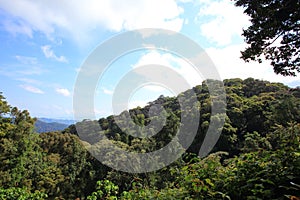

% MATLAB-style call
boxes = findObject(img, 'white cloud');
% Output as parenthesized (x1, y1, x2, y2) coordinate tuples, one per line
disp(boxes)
(143, 85, 167, 92)
(176, 0, 193, 3)
(20, 84, 44, 94)
(133, 51, 171, 67)
(2, 19, 33, 37)
(132, 51, 203, 89)
(94, 108, 112, 118)
(102, 88, 114, 95)
(0, 0, 184, 44)
(197, 0, 250, 46)
(205, 44, 300, 85)
(56, 88, 71, 97)
(128, 100, 149, 109)
(41, 45, 68, 62)
(75, 67, 81, 73)
(131, 48, 300, 90)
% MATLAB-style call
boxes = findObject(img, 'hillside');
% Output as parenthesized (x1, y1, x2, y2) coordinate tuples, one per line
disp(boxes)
(69, 78, 300, 156)
(0, 78, 299, 199)
(38, 118, 76, 125)
(34, 119, 69, 133)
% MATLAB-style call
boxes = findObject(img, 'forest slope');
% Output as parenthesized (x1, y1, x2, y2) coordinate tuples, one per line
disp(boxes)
(0, 78, 299, 199)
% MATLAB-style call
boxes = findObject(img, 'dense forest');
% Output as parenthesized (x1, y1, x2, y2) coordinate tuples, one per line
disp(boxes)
(0, 78, 300, 199)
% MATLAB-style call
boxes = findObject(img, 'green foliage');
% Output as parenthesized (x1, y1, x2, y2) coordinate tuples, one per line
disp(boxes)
(222, 123, 300, 199)
(170, 152, 231, 200)
(234, 0, 300, 76)
(38, 131, 102, 199)
(87, 180, 119, 200)
(1, 78, 300, 199)
(117, 123, 299, 200)
(0, 187, 47, 200)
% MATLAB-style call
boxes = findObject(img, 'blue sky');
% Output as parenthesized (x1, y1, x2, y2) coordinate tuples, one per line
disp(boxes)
(0, 0, 299, 119)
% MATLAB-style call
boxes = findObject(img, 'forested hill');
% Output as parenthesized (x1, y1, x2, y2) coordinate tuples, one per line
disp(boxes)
(0, 78, 299, 199)
(38, 118, 76, 125)
(67, 77, 300, 155)
(34, 120, 69, 133)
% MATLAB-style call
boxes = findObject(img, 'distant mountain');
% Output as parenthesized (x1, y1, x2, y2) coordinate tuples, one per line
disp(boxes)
(34, 120, 69, 133)
(38, 118, 76, 125)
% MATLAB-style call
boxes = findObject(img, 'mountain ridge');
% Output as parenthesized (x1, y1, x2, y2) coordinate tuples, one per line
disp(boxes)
(38, 118, 76, 125)
(34, 119, 69, 133)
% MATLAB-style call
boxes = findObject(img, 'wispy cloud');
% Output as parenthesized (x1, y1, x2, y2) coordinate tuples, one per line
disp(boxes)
(2, 19, 33, 38)
(16, 78, 41, 85)
(15, 55, 38, 65)
(55, 88, 71, 97)
(17, 65, 44, 75)
(0, 63, 45, 77)
(41, 45, 68, 63)
(20, 84, 44, 94)
(102, 88, 114, 95)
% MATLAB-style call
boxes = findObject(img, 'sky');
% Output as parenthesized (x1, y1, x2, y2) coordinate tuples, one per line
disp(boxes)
(0, 0, 299, 119)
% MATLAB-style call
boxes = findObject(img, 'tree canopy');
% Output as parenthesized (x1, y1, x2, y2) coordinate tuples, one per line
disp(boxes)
(1, 78, 300, 199)
(234, 0, 300, 76)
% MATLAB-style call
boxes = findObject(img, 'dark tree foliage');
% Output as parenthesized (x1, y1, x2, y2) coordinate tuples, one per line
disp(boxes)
(234, 0, 300, 76)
